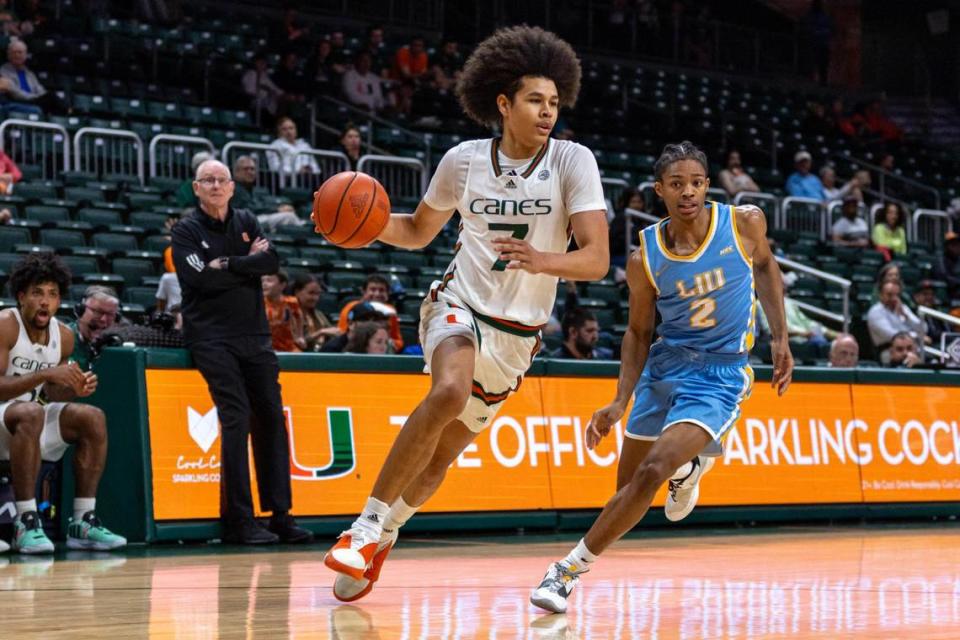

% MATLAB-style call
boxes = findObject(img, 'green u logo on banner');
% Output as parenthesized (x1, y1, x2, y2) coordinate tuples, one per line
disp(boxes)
(287, 407, 356, 480)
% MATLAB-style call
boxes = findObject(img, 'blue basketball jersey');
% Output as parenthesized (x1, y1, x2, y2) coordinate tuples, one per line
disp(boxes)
(639, 202, 756, 354)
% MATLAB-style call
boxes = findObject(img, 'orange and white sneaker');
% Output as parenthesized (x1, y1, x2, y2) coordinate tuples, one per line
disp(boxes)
(332, 527, 398, 602)
(324, 525, 380, 580)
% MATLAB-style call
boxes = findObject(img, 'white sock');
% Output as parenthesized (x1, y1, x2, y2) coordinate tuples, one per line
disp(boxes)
(74, 497, 96, 521)
(671, 461, 694, 480)
(562, 538, 598, 571)
(15, 499, 37, 518)
(355, 497, 390, 536)
(383, 497, 419, 534)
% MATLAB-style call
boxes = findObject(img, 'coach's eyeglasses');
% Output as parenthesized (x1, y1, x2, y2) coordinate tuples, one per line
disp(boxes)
(196, 177, 233, 186)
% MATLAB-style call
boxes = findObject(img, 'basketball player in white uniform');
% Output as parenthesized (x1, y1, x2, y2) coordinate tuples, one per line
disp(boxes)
(0, 253, 126, 553)
(324, 26, 609, 600)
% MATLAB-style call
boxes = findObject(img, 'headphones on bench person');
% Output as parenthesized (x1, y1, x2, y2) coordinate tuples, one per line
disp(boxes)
(73, 285, 122, 323)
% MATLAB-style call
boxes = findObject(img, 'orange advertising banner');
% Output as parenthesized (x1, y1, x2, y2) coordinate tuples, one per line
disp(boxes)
(146, 370, 960, 521)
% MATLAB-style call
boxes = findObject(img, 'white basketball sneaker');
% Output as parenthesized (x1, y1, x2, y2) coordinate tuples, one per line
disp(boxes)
(332, 526, 398, 602)
(664, 455, 715, 522)
(530, 562, 588, 614)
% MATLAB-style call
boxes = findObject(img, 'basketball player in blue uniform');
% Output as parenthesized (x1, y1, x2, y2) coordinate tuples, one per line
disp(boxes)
(531, 141, 793, 613)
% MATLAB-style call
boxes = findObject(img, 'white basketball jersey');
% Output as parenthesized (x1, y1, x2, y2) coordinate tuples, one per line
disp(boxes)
(5, 308, 62, 403)
(425, 138, 605, 327)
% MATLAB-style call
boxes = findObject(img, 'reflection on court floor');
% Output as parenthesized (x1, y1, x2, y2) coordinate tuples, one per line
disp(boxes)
(0, 526, 956, 639)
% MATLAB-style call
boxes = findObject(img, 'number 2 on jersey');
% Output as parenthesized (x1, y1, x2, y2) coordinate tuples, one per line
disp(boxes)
(690, 297, 717, 328)
(489, 223, 530, 271)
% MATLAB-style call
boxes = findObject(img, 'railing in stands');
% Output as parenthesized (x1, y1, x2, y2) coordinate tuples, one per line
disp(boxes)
(221, 142, 283, 195)
(0, 119, 70, 178)
(830, 153, 941, 210)
(781, 196, 828, 240)
(289, 150, 351, 191)
(73, 127, 144, 185)
(148, 134, 215, 183)
(775, 255, 852, 333)
(912, 209, 951, 248)
(357, 155, 427, 210)
(918, 305, 960, 362)
(315, 96, 433, 168)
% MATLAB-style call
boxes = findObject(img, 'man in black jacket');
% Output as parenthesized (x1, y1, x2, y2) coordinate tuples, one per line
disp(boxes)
(171, 159, 310, 545)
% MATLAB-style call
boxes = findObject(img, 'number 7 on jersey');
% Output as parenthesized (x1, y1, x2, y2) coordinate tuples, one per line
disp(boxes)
(489, 223, 530, 271)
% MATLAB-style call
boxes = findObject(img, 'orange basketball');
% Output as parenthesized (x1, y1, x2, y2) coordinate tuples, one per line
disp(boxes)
(311, 171, 390, 249)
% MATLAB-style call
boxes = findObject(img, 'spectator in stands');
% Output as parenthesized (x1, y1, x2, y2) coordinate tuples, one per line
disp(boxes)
(321, 301, 388, 353)
(886, 331, 922, 368)
(229, 155, 304, 231)
(828, 333, 859, 368)
(392, 35, 429, 116)
(0, 39, 68, 115)
(274, 51, 308, 101)
(156, 247, 180, 312)
(717, 150, 759, 197)
(867, 281, 926, 363)
(785, 151, 826, 200)
(432, 38, 463, 92)
(270, 6, 311, 57)
(819, 166, 861, 201)
(872, 202, 908, 259)
(262, 271, 305, 352)
(339, 124, 362, 171)
(343, 51, 386, 113)
(934, 231, 960, 302)
(68, 285, 121, 371)
(363, 24, 391, 78)
(913, 280, 948, 344)
(229, 155, 266, 211)
(242, 52, 286, 121)
(268, 117, 320, 178)
(830, 195, 870, 248)
(291, 273, 336, 351)
(865, 101, 903, 143)
(306, 37, 345, 97)
(175, 151, 213, 209)
(0, 147, 21, 194)
(345, 321, 390, 354)
(802, 101, 836, 137)
(337, 274, 403, 351)
(551, 307, 613, 360)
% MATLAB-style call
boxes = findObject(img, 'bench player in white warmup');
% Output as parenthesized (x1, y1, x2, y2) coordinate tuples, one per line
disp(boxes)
(324, 25, 610, 600)
(0, 253, 126, 553)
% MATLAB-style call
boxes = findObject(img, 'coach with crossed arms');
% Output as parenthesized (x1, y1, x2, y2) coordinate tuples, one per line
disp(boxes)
(171, 159, 310, 545)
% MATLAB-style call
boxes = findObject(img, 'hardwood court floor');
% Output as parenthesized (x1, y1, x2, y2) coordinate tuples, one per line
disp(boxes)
(0, 524, 957, 639)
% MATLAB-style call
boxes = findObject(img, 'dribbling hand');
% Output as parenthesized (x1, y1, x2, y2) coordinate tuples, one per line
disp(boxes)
(585, 400, 627, 450)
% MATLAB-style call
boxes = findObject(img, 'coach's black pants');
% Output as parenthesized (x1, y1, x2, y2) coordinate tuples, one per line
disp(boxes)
(190, 336, 292, 524)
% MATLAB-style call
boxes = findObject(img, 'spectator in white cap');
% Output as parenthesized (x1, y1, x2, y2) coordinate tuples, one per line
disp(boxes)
(785, 150, 826, 200)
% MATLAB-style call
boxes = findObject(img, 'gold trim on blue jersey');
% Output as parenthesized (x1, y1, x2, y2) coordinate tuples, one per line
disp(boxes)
(637, 231, 660, 295)
(729, 205, 754, 267)
(655, 201, 718, 262)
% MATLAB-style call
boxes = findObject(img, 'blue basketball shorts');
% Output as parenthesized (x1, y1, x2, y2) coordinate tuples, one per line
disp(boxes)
(625, 342, 753, 456)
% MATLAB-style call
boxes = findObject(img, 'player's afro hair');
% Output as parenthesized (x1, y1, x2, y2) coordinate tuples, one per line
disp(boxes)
(456, 25, 581, 128)
(654, 141, 709, 181)
(9, 252, 72, 300)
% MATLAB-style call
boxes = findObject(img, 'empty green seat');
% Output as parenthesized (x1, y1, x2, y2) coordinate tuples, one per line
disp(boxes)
(111, 258, 156, 285)
(92, 232, 139, 252)
(24, 206, 70, 224)
(40, 229, 87, 252)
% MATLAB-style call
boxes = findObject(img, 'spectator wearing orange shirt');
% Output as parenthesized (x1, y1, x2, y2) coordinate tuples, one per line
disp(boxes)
(263, 271, 305, 352)
(392, 35, 428, 116)
(336, 273, 403, 351)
